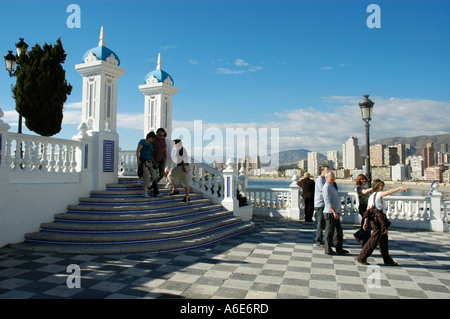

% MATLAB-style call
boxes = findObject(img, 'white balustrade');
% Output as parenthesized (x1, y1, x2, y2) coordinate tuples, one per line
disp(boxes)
(115, 149, 448, 232)
(118, 151, 138, 176)
(190, 162, 224, 204)
(2, 132, 83, 173)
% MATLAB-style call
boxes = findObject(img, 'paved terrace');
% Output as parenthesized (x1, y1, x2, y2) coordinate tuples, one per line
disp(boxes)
(0, 217, 449, 300)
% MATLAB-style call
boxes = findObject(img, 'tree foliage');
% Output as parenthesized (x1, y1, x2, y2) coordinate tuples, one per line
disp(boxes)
(13, 38, 72, 136)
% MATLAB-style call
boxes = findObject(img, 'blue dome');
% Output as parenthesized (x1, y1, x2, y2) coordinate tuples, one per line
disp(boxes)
(144, 69, 174, 85)
(82, 46, 120, 65)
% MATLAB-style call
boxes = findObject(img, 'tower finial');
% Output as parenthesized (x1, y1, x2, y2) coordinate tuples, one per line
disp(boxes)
(98, 26, 106, 47)
(156, 53, 162, 70)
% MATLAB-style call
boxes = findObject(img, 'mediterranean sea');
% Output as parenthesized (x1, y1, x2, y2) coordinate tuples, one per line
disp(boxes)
(248, 178, 450, 199)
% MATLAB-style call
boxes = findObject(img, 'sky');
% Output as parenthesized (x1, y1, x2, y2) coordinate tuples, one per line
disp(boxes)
(1, 0, 449, 159)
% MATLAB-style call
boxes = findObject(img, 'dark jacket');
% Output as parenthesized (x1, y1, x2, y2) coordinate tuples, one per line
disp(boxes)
(298, 177, 315, 199)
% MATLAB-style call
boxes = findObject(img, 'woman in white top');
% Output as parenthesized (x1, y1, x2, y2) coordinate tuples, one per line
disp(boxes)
(356, 179, 408, 266)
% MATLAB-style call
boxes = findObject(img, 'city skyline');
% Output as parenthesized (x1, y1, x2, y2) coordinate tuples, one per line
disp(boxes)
(1, 0, 449, 154)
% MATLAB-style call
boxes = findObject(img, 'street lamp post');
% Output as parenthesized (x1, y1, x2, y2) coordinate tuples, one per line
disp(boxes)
(4, 38, 28, 134)
(359, 95, 374, 187)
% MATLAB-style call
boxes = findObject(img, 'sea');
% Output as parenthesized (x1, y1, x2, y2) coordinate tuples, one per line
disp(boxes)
(248, 179, 446, 198)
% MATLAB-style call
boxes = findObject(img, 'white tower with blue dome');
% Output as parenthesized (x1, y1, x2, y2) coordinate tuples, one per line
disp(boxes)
(74, 26, 126, 190)
(75, 26, 126, 133)
(139, 53, 178, 139)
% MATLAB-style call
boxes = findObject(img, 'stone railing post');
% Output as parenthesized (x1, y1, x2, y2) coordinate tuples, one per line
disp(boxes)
(0, 107, 11, 167)
(222, 158, 239, 214)
(237, 167, 248, 192)
(428, 182, 448, 232)
(289, 174, 301, 220)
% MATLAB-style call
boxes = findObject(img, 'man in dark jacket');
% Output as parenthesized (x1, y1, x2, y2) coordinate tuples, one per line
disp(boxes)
(298, 172, 315, 222)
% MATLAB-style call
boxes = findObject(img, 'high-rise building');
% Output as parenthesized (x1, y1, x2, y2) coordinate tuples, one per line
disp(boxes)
(370, 144, 385, 167)
(298, 159, 307, 170)
(327, 151, 339, 169)
(425, 165, 444, 182)
(422, 143, 435, 169)
(384, 146, 399, 166)
(395, 144, 406, 164)
(342, 137, 361, 170)
(307, 152, 320, 176)
(409, 155, 424, 180)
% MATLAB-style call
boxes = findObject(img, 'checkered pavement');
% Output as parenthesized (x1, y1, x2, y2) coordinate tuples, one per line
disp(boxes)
(0, 217, 449, 300)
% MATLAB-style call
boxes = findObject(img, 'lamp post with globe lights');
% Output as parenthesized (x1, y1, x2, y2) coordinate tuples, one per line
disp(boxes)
(359, 95, 374, 187)
(4, 38, 28, 133)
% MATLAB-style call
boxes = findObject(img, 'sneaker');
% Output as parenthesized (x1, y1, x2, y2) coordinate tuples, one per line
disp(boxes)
(154, 193, 161, 197)
(141, 192, 150, 198)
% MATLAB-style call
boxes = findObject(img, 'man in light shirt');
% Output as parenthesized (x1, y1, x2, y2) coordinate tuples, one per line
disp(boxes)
(313, 165, 329, 246)
(322, 170, 349, 255)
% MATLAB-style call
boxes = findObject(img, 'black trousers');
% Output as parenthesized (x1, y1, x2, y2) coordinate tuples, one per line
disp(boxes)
(324, 213, 343, 254)
(357, 221, 394, 265)
(304, 197, 314, 221)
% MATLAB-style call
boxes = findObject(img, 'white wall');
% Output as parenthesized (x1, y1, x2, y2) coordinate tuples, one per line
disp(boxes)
(0, 169, 93, 247)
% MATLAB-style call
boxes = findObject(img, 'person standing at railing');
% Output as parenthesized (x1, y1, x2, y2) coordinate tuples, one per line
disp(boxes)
(298, 172, 315, 222)
(136, 132, 157, 198)
(353, 174, 373, 246)
(168, 139, 191, 203)
(356, 179, 408, 266)
(313, 165, 329, 247)
(323, 170, 349, 255)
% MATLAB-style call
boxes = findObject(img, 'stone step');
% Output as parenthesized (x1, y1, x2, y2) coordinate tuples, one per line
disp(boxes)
(66, 198, 215, 214)
(13, 222, 255, 254)
(77, 194, 202, 206)
(24, 217, 243, 244)
(43, 210, 233, 232)
(61, 203, 224, 221)
(13, 176, 255, 254)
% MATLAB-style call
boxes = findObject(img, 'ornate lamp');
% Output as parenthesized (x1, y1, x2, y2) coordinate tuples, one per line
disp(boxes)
(359, 95, 374, 186)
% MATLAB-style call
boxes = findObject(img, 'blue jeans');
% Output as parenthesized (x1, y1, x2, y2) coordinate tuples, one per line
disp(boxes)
(314, 207, 325, 245)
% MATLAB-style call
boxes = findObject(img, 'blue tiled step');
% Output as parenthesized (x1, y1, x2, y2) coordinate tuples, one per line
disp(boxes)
(61, 203, 223, 221)
(25, 217, 243, 245)
(16, 177, 255, 254)
(16, 222, 254, 255)
(40, 211, 233, 235)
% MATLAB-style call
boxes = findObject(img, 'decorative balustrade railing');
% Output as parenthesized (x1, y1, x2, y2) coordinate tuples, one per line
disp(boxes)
(189, 162, 224, 204)
(1, 132, 83, 173)
(244, 188, 293, 217)
(382, 196, 431, 222)
(118, 151, 138, 176)
(118, 151, 448, 232)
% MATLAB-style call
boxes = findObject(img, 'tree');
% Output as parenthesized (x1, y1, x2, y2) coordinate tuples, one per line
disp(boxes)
(12, 38, 72, 136)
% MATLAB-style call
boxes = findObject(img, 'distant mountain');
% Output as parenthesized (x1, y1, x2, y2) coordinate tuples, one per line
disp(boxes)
(276, 149, 326, 165)
(360, 133, 450, 156)
(275, 134, 450, 166)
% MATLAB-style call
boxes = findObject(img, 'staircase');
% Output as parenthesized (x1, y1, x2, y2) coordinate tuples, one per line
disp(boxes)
(13, 177, 254, 254)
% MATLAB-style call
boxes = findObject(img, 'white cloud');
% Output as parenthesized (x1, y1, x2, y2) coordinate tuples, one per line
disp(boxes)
(216, 58, 263, 75)
(188, 59, 198, 65)
(320, 66, 333, 70)
(169, 96, 450, 154)
(159, 45, 178, 50)
(5, 97, 447, 156)
(235, 59, 249, 66)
